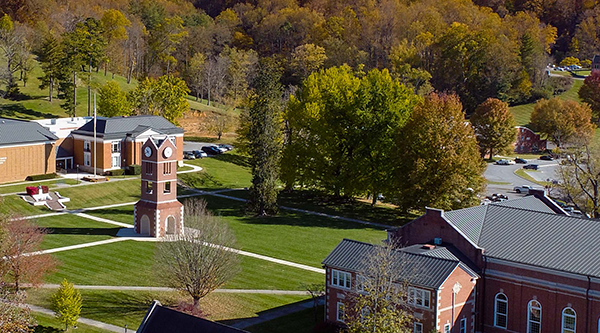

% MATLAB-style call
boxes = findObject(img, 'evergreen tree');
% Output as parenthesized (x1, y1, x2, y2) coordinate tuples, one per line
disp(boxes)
(36, 34, 63, 102)
(241, 59, 284, 216)
(52, 279, 82, 331)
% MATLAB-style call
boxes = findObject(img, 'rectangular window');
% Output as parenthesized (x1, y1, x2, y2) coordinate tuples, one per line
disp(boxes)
(146, 163, 152, 175)
(356, 275, 366, 292)
(164, 182, 171, 194)
(84, 153, 91, 166)
(460, 318, 467, 333)
(444, 324, 451, 333)
(163, 162, 172, 175)
(111, 141, 121, 153)
(414, 323, 423, 333)
(84, 140, 91, 152)
(111, 155, 120, 168)
(336, 302, 345, 322)
(407, 287, 430, 308)
(331, 269, 351, 289)
(146, 181, 153, 194)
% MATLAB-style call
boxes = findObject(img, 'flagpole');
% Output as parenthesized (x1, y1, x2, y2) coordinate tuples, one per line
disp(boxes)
(93, 93, 97, 178)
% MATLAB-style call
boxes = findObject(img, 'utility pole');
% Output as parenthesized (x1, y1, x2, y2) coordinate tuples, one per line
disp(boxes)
(93, 92, 97, 178)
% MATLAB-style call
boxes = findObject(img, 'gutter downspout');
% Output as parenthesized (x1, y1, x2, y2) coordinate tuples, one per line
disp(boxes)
(480, 255, 487, 333)
(586, 276, 591, 333)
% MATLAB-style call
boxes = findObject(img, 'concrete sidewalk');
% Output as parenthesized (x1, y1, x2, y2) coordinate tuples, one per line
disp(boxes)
(27, 304, 136, 333)
(231, 297, 324, 329)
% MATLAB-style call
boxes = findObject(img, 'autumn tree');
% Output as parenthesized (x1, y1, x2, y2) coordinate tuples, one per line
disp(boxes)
(530, 98, 595, 147)
(393, 93, 485, 211)
(290, 43, 327, 84)
(147, 15, 187, 75)
(0, 217, 56, 292)
(239, 59, 284, 215)
(578, 72, 600, 121)
(52, 279, 82, 331)
(344, 240, 413, 333)
(560, 56, 581, 67)
(156, 198, 240, 309)
(224, 47, 258, 105)
(98, 81, 131, 117)
(100, 9, 131, 77)
(187, 52, 205, 101)
(0, 287, 34, 333)
(208, 112, 235, 140)
(471, 98, 517, 158)
(128, 75, 190, 123)
(0, 14, 25, 98)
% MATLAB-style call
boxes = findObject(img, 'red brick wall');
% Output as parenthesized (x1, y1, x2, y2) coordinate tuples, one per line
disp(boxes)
(438, 267, 477, 332)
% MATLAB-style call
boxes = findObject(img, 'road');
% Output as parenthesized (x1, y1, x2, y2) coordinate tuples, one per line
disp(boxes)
(484, 158, 559, 199)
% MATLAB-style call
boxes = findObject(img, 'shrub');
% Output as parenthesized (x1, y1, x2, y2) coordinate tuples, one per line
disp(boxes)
(126, 164, 141, 175)
(547, 76, 574, 95)
(26, 173, 57, 181)
(108, 169, 125, 176)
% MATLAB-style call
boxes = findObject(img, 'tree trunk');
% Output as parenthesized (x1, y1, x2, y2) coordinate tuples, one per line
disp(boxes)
(49, 78, 53, 102)
(371, 193, 377, 206)
(489, 147, 493, 160)
(73, 71, 77, 110)
(104, 63, 107, 76)
(193, 297, 199, 309)
(196, 91, 199, 101)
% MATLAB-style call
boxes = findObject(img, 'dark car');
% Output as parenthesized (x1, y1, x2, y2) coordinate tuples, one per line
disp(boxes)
(514, 157, 527, 164)
(523, 164, 538, 170)
(183, 151, 196, 160)
(540, 155, 553, 161)
(201, 146, 222, 155)
(193, 150, 208, 158)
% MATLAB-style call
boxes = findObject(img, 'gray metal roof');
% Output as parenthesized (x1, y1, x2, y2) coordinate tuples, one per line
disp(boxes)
(0, 118, 58, 146)
(444, 196, 600, 277)
(322, 239, 476, 288)
(493, 195, 556, 213)
(72, 115, 183, 139)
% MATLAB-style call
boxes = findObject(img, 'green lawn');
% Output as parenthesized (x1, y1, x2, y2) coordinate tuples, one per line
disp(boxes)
(33, 214, 119, 250)
(247, 305, 323, 333)
(28, 289, 310, 331)
(0, 179, 79, 195)
(33, 311, 112, 333)
(180, 153, 252, 190)
(85, 205, 135, 224)
(0, 195, 49, 216)
(58, 179, 140, 210)
(44, 240, 322, 289)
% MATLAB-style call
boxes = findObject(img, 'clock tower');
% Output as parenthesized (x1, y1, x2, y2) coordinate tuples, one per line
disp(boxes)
(134, 137, 184, 237)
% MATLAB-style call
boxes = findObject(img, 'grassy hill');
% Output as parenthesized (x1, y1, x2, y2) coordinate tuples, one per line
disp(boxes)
(0, 61, 231, 120)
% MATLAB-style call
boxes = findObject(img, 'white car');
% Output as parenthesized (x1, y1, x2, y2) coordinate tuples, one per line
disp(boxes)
(513, 185, 532, 193)
(495, 159, 516, 165)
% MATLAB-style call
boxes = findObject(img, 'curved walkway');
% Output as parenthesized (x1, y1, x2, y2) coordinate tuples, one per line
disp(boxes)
(35, 284, 308, 295)
(177, 163, 203, 174)
(25, 304, 134, 333)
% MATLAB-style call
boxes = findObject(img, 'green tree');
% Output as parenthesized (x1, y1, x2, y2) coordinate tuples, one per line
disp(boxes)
(147, 15, 187, 74)
(36, 34, 63, 102)
(471, 98, 517, 158)
(224, 47, 258, 105)
(52, 279, 82, 331)
(128, 75, 189, 123)
(240, 59, 284, 216)
(578, 72, 600, 121)
(560, 56, 581, 67)
(187, 52, 206, 101)
(100, 9, 131, 76)
(530, 98, 595, 147)
(394, 93, 485, 211)
(0, 14, 24, 98)
(290, 43, 327, 84)
(98, 81, 131, 117)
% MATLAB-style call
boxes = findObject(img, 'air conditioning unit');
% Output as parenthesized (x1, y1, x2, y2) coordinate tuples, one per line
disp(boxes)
(434, 238, 442, 245)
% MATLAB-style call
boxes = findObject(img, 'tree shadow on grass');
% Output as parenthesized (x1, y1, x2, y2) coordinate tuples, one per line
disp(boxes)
(33, 326, 63, 333)
(0, 103, 57, 119)
(213, 154, 251, 168)
(46, 227, 121, 237)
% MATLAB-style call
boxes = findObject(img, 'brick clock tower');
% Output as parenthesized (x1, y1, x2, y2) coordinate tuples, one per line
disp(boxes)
(134, 137, 184, 237)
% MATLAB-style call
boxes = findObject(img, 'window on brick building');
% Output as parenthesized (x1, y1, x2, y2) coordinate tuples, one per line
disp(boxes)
(146, 181, 153, 194)
(460, 318, 467, 333)
(408, 287, 430, 308)
(561, 307, 576, 333)
(146, 163, 152, 175)
(336, 302, 345, 322)
(414, 322, 423, 333)
(164, 182, 171, 194)
(331, 269, 351, 289)
(444, 324, 450, 333)
(163, 162, 172, 175)
(527, 300, 542, 333)
(494, 293, 508, 329)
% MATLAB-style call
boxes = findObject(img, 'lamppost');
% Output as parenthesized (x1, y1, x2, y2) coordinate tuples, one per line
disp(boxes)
(76, 164, 79, 183)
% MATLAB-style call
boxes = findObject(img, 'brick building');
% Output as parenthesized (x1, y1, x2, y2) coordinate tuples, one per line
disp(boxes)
(0, 118, 58, 183)
(514, 126, 547, 154)
(134, 137, 183, 238)
(34, 117, 92, 170)
(383, 192, 600, 333)
(70, 115, 184, 174)
(323, 239, 479, 332)
(592, 55, 600, 75)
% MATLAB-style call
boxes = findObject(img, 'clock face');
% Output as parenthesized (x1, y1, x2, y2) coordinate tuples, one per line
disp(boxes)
(163, 147, 173, 158)
(144, 146, 152, 157)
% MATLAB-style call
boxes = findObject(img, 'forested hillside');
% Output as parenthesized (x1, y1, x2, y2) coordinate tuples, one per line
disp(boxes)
(0, 0, 597, 115)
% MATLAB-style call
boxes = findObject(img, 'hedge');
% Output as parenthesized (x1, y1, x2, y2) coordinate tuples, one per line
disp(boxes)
(126, 165, 141, 175)
(106, 169, 125, 176)
(26, 173, 57, 181)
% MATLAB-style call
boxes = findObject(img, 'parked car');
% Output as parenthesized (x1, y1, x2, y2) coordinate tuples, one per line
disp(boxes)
(183, 151, 196, 160)
(193, 150, 208, 158)
(216, 146, 228, 153)
(513, 185, 532, 193)
(218, 144, 233, 151)
(523, 164, 539, 170)
(495, 159, 516, 165)
(539, 155, 553, 161)
(201, 146, 222, 155)
(514, 157, 527, 164)
(486, 193, 509, 202)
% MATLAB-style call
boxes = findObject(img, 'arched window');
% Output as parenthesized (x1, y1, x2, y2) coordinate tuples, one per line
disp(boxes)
(494, 293, 508, 329)
(561, 307, 576, 333)
(527, 300, 542, 333)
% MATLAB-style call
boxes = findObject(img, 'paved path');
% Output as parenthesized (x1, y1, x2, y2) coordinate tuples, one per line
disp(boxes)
(76, 212, 134, 228)
(26, 304, 135, 333)
(35, 284, 309, 295)
(177, 163, 203, 174)
(231, 297, 324, 329)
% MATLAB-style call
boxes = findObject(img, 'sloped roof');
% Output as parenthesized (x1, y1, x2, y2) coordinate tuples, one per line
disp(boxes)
(322, 239, 477, 289)
(0, 118, 58, 146)
(72, 115, 183, 140)
(138, 301, 248, 333)
(593, 55, 600, 64)
(443, 196, 600, 277)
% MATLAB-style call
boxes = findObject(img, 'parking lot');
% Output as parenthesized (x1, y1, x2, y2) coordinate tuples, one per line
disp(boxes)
(484, 158, 559, 200)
